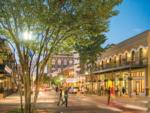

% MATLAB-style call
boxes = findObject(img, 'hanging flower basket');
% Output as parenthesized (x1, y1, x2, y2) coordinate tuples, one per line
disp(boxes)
(111, 78, 115, 81)
(128, 76, 133, 80)
(104, 79, 108, 82)
(98, 80, 101, 82)
(119, 77, 123, 81)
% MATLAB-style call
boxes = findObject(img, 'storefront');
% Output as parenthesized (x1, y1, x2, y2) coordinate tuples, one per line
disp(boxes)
(90, 68, 146, 96)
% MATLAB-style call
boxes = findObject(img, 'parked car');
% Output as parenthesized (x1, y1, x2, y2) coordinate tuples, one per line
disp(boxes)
(69, 87, 79, 94)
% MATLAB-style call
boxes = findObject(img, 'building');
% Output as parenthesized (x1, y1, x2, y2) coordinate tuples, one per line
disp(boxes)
(48, 54, 74, 77)
(0, 37, 16, 98)
(48, 53, 82, 87)
(85, 30, 150, 96)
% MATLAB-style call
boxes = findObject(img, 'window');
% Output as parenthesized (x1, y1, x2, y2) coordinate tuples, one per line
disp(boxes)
(114, 56, 116, 64)
(131, 51, 136, 63)
(125, 53, 128, 63)
(109, 58, 112, 64)
(69, 60, 73, 65)
(57, 59, 61, 65)
(101, 61, 104, 68)
(64, 59, 67, 65)
(52, 59, 55, 65)
(139, 48, 143, 64)
(119, 55, 122, 65)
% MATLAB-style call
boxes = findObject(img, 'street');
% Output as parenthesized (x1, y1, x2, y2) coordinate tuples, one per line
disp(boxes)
(0, 90, 147, 113)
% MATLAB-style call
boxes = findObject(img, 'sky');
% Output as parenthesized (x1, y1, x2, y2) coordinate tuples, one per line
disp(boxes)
(105, 0, 150, 45)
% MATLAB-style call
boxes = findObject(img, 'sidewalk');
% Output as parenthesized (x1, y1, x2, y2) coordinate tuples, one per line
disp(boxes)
(0, 90, 58, 113)
(88, 94, 149, 112)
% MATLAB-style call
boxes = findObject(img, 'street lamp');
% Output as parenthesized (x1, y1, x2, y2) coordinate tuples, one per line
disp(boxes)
(23, 31, 32, 40)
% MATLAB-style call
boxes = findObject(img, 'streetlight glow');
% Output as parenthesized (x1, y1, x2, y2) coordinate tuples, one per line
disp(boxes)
(85, 71, 88, 75)
(23, 31, 32, 40)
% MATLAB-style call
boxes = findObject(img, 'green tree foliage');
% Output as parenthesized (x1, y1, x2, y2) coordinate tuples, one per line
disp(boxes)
(0, 0, 122, 112)
(75, 34, 106, 73)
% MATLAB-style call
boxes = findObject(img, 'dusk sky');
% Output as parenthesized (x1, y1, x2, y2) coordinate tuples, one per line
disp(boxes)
(105, 0, 150, 45)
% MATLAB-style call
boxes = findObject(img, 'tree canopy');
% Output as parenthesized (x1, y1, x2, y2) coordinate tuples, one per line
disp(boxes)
(0, 0, 122, 112)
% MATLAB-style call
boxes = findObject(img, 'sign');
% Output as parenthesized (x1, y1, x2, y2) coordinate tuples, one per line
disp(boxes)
(66, 78, 78, 83)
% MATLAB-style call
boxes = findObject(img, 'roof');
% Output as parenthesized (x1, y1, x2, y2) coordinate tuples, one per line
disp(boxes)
(100, 30, 150, 59)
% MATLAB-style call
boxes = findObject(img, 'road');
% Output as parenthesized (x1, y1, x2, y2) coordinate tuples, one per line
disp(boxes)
(0, 91, 146, 113)
(37, 91, 145, 113)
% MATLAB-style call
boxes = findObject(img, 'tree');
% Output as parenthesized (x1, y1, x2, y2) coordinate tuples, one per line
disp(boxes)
(0, 0, 122, 113)
(75, 34, 106, 93)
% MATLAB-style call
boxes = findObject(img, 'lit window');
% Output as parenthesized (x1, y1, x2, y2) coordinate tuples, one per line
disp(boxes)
(52, 59, 55, 64)
(64, 59, 67, 65)
(58, 59, 61, 65)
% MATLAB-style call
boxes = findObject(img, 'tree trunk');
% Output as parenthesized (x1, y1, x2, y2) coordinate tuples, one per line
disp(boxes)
(32, 83, 40, 113)
(18, 83, 23, 113)
(24, 74, 32, 113)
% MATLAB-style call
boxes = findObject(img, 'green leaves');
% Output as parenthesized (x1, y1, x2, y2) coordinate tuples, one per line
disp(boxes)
(0, 0, 122, 73)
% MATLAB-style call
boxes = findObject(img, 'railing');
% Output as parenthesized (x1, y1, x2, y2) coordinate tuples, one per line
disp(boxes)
(95, 58, 148, 71)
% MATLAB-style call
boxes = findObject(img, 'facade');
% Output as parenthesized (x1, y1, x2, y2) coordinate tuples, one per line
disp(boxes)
(85, 30, 150, 96)
(48, 54, 74, 77)
(0, 37, 16, 98)
(48, 53, 82, 87)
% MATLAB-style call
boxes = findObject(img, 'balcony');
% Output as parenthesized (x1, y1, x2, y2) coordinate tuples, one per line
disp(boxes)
(94, 58, 148, 74)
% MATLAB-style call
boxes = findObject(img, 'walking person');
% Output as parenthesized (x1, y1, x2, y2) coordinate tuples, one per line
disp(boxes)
(122, 87, 126, 95)
(62, 87, 69, 107)
(57, 88, 64, 106)
(107, 87, 111, 105)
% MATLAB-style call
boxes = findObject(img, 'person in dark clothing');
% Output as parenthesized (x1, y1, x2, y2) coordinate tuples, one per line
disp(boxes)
(57, 88, 63, 106)
(62, 88, 69, 107)
(122, 87, 126, 95)
(107, 87, 111, 105)
(55, 86, 59, 92)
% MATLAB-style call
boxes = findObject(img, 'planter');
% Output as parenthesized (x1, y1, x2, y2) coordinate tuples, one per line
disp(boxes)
(104, 79, 108, 82)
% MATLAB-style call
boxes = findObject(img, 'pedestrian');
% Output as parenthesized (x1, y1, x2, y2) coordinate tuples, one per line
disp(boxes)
(62, 87, 69, 107)
(122, 87, 126, 95)
(115, 86, 119, 96)
(57, 88, 64, 106)
(107, 87, 111, 105)
(55, 86, 59, 96)
(55, 86, 58, 92)
(99, 86, 103, 96)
